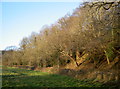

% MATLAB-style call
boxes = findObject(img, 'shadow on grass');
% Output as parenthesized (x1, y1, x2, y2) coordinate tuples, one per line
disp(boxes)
(2, 74, 119, 89)
(2, 67, 120, 89)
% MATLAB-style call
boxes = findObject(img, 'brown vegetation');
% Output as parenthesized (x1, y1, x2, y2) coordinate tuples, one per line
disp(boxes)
(2, 1, 120, 84)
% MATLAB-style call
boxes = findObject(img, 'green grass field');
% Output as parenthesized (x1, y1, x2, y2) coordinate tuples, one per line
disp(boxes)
(2, 66, 104, 88)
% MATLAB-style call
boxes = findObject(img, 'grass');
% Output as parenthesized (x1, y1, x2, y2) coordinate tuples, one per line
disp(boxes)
(1, 66, 104, 88)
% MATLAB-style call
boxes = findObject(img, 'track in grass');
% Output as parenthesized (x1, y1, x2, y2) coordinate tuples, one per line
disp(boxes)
(2, 66, 103, 87)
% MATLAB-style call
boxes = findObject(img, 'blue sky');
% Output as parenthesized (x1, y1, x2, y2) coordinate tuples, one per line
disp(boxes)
(1, 2, 80, 50)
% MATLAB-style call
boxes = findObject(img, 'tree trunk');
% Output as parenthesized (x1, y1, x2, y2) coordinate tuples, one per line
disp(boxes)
(104, 50, 110, 65)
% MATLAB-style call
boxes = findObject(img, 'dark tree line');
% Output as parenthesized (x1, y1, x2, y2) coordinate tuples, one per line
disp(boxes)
(2, 1, 120, 69)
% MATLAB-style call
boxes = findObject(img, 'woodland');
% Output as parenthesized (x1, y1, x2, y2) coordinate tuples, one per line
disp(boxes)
(2, 1, 120, 87)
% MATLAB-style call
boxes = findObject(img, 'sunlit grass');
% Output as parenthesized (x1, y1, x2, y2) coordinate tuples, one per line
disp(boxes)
(2, 66, 103, 87)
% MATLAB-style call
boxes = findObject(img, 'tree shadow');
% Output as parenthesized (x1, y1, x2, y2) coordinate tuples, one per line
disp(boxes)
(2, 73, 105, 88)
(2, 67, 119, 89)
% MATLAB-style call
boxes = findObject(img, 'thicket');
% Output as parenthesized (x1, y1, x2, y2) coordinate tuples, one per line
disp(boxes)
(2, 1, 120, 68)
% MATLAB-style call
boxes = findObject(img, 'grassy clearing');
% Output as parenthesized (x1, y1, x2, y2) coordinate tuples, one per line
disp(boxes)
(2, 66, 103, 87)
